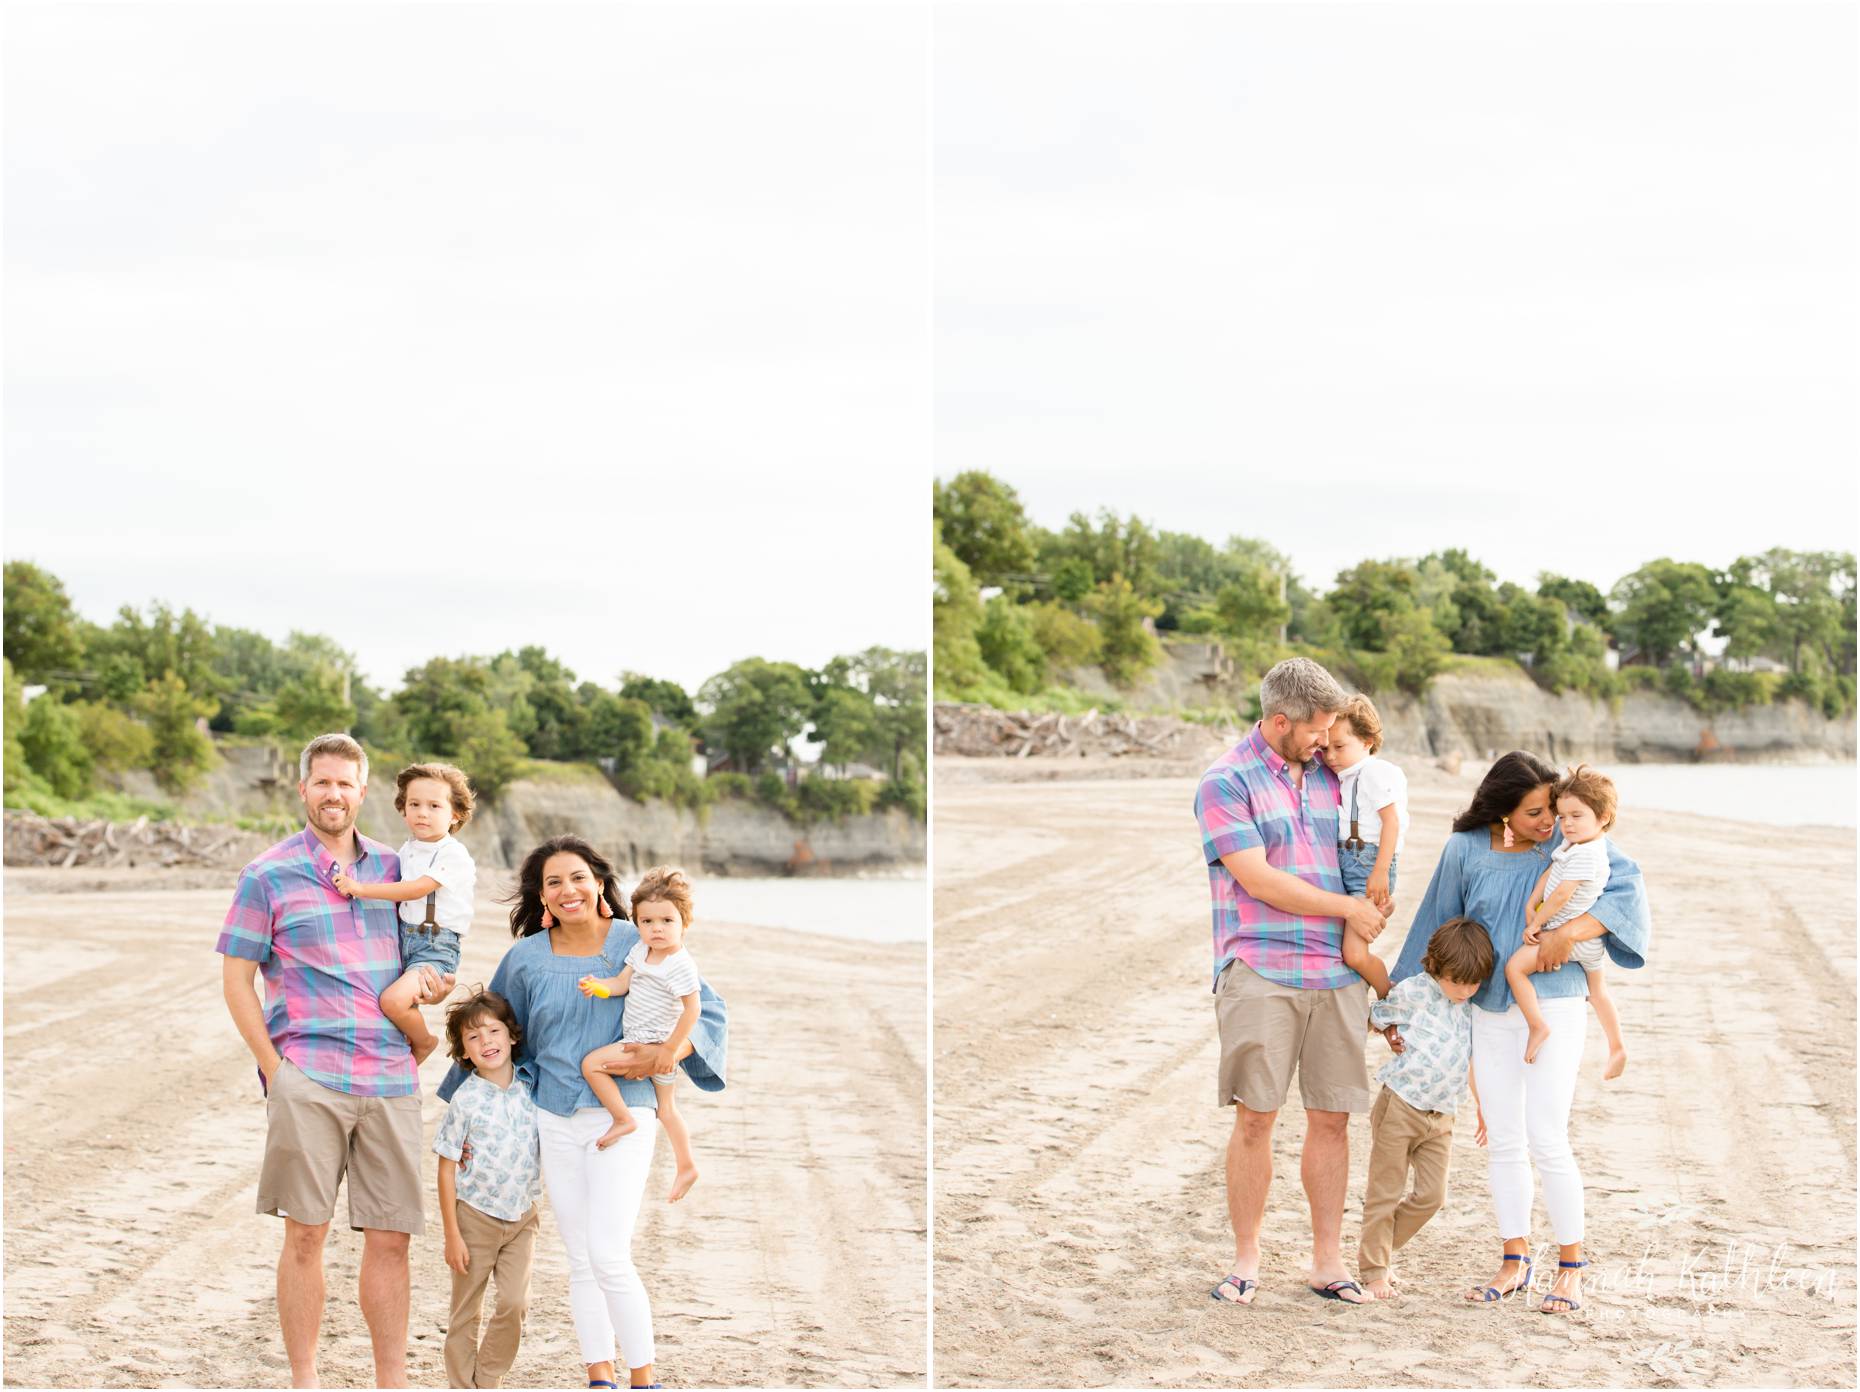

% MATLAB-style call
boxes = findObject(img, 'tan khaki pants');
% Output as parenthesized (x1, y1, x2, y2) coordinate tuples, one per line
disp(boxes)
(445, 1201, 538, 1388)
(1357, 1087, 1454, 1283)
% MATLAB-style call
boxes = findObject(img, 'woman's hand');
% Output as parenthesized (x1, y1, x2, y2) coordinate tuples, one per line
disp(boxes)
(598, 1042, 680, 1079)
(444, 1231, 470, 1275)
(1473, 1107, 1488, 1147)
(1535, 928, 1574, 970)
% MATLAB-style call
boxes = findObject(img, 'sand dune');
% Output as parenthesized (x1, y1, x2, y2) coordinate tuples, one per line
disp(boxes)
(931, 759, 1856, 1388)
(3, 871, 926, 1388)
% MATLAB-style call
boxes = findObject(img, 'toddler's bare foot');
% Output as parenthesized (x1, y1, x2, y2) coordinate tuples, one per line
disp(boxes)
(669, 1164, 699, 1203)
(596, 1116, 637, 1149)
(1364, 1276, 1399, 1300)
(1523, 1022, 1551, 1064)
(410, 1035, 438, 1067)
(1604, 1046, 1627, 1080)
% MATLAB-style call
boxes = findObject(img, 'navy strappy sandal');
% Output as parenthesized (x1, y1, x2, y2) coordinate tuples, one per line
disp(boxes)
(1540, 1258, 1588, 1314)
(1473, 1252, 1532, 1301)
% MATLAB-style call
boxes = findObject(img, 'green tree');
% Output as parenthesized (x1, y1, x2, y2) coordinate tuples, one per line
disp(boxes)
(1329, 560, 1421, 650)
(1084, 575, 1163, 686)
(454, 706, 528, 801)
(20, 695, 93, 798)
(1537, 573, 1611, 631)
(570, 687, 655, 774)
(618, 673, 697, 727)
(274, 668, 357, 742)
(809, 684, 882, 771)
(698, 658, 813, 774)
(975, 596, 1046, 694)
(1038, 510, 1161, 598)
(1386, 606, 1453, 695)
(3, 561, 86, 684)
(75, 700, 155, 772)
(4, 661, 46, 797)
(1025, 601, 1102, 672)
(934, 531, 988, 694)
(1213, 565, 1290, 642)
(396, 657, 499, 756)
(136, 671, 219, 792)
(933, 471, 1039, 592)
(94, 602, 222, 713)
(1611, 559, 1716, 668)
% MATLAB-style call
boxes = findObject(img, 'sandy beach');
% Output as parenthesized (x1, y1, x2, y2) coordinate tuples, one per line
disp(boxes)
(932, 756, 1856, 1388)
(3, 870, 926, 1389)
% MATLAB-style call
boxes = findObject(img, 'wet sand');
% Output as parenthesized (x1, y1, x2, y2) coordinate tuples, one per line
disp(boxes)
(932, 757, 1856, 1387)
(3, 870, 926, 1388)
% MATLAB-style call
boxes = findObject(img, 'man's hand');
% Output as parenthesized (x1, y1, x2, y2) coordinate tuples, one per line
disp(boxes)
(444, 1231, 471, 1275)
(414, 968, 455, 1005)
(1535, 928, 1574, 970)
(261, 1053, 284, 1087)
(1343, 896, 1390, 945)
(598, 1042, 677, 1080)
(1379, 1024, 1405, 1054)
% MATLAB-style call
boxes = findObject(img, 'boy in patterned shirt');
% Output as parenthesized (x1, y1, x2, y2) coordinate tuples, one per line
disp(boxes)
(1356, 916, 1496, 1300)
(432, 988, 541, 1389)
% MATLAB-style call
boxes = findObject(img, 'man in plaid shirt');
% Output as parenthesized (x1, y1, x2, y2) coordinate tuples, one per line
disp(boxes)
(1197, 658, 1391, 1308)
(219, 732, 454, 1387)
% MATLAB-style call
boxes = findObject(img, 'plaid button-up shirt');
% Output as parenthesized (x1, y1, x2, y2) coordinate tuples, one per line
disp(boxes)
(1194, 724, 1351, 991)
(217, 827, 415, 1097)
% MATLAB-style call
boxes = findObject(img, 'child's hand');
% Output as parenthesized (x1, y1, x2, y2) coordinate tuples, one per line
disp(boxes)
(578, 975, 609, 998)
(331, 867, 357, 898)
(1367, 871, 1390, 908)
(445, 1231, 470, 1275)
(1523, 922, 1541, 945)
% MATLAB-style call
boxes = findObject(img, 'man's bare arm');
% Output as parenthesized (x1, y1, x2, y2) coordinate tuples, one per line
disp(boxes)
(222, 955, 282, 1083)
(1218, 847, 1388, 940)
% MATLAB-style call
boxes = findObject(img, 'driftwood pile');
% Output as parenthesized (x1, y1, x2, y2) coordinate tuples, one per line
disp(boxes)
(933, 703, 1235, 760)
(4, 812, 266, 869)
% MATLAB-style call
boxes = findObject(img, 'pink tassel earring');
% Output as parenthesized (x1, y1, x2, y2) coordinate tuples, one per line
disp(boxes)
(540, 909, 554, 929)
(598, 895, 614, 919)
(1502, 816, 1515, 848)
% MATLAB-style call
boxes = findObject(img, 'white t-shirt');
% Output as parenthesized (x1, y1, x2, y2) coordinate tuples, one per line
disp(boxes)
(1542, 835, 1610, 931)
(1336, 755, 1409, 854)
(394, 834, 476, 936)
(620, 942, 702, 1046)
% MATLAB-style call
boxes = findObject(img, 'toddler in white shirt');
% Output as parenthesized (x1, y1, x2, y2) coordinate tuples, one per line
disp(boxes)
(1507, 763, 1628, 1079)
(1322, 694, 1409, 1000)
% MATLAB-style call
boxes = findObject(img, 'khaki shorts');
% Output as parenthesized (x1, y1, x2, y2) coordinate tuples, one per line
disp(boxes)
(1214, 959, 1373, 1114)
(258, 1058, 425, 1233)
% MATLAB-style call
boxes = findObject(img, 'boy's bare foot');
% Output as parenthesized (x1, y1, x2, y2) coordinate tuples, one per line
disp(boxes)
(1604, 1046, 1627, 1080)
(669, 1164, 699, 1202)
(1363, 1276, 1399, 1300)
(1523, 1022, 1551, 1064)
(596, 1116, 637, 1149)
(410, 1035, 438, 1066)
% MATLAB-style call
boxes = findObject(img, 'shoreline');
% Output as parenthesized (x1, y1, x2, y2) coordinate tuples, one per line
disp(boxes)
(2, 876, 928, 1388)
(931, 756, 1856, 1387)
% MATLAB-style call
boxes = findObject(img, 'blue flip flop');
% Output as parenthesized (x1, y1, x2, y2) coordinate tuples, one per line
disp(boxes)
(1540, 1259, 1588, 1314)
(1474, 1252, 1532, 1302)
(1209, 1274, 1258, 1304)
(1309, 1279, 1367, 1303)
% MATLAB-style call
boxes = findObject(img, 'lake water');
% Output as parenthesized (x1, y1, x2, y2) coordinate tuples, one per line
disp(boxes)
(1606, 762, 1856, 829)
(695, 874, 926, 943)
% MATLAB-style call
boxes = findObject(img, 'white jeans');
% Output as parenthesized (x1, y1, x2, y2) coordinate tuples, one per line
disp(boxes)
(536, 1107, 659, 1370)
(1471, 999, 1586, 1245)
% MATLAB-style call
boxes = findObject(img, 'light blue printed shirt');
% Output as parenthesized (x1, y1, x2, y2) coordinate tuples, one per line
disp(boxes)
(1368, 973, 1474, 1115)
(432, 1072, 541, 1222)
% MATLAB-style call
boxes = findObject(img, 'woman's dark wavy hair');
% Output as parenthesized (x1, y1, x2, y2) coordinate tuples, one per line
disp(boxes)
(1451, 751, 1560, 834)
(504, 834, 630, 937)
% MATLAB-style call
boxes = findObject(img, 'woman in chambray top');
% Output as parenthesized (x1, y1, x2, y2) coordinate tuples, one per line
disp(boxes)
(1385, 752, 1649, 1318)
(438, 834, 726, 1392)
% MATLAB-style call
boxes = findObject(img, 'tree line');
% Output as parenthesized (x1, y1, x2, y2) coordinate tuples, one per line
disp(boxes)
(934, 471, 1856, 718)
(3, 561, 925, 822)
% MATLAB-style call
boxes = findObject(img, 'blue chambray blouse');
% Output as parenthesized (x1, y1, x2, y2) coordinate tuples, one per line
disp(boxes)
(1389, 828, 1651, 1014)
(437, 921, 726, 1118)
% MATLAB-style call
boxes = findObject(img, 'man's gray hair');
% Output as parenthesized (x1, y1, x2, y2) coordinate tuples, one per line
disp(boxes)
(1259, 657, 1348, 724)
(299, 732, 368, 784)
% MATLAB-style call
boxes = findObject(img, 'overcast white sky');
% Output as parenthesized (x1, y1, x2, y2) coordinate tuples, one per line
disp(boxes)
(5, 1, 929, 696)
(935, 0, 1859, 596)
